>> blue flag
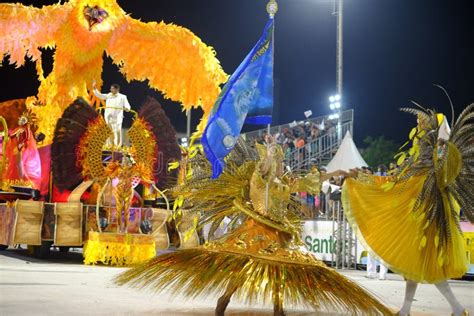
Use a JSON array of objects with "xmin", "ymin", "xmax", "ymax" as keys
[{"xmin": 202, "ymin": 19, "xmax": 274, "ymax": 178}]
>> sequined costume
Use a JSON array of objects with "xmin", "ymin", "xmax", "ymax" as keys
[
  {"xmin": 3, "ymin": 110, "xmax": 42, "ymax": 189},
  {"xmin": 116, "ymin": 140, "xmax": 390, "ymax": 315},
  {"xmin": 343, "ymin": 105, "xmax": 474, "ymax": 284}
]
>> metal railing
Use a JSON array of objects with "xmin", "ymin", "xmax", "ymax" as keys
[
  {"xmin": 241, "ymin": 109, "xmax": 354, "ymax": 170},
  {"xmin": 331, "ymin": 200, "xmax": 357, "ymax": 269},
  {"xmin": 244, "ymin": 109, "xmax": 354, "ymax": 140},
  {"xmin": 286, "ymin": 121, "xmax": 353, "ymax": 170},
  {"xmin": 298, "ymin": 193, "xmax": 358, "ymax": 269}
]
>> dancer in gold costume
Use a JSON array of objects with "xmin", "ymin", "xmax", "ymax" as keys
[
  {"xmin": 343, "ymin": 104, "xmax": 474, "ymax": 316},
  {"xmin": 117, "ymin": 138, "xmax": 391, "ymax": 315}
]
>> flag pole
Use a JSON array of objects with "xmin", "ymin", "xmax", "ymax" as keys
[
  {"xmin": 266, "ymin": 0, "xmax": 277, "ymax": 137},
  {"xmin": 265, "ymin": 0, "xmax": 278, "ymax": 211}
]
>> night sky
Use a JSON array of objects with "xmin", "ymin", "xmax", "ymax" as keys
[{"xmin": 1, "ymin": 0, "xmax": 473, "ymax": 145}]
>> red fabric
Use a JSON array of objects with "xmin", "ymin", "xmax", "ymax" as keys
[
  {"xmin": 51, "ymin": 184, "xmax": 92, "ymax": 203},
  {"xmin": 51, "ymin": 185, "xmax": 71, "ymax": 202},
  {"xmin": 38, "ymin": 145, "xmax": 51, "ymax": 196}
]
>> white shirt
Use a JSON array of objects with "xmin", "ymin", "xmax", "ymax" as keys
[{"xmin": 93, "ymin": 89, "xmax": 131, "ymax": 125}]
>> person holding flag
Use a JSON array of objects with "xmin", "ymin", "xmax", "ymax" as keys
[
  {"xmin": 116, "ymin": 136, "xmax": 390, "ymax": 315},
  {"xmin": 115, "ymin": 2, "xmax": 390, "ymax": 315}
]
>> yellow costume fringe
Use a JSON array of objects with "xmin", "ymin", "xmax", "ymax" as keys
[
  {"xmin": 0, "ymin": 1, "xmax": 228, "ymax": 144},
  {"xmin": 117, "ymin": 219, "xmax": 391, "ymax": 315},
  {"xmin": 84, "ymin": 232, "xmax": 156, "ymax": 266}
]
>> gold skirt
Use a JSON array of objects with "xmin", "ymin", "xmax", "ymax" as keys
[
  {"xmin": 343, "ymin": 176, "xmax": 468, "ymax": 284},
  {"xmin": 116, "ymin": 219, "xmax": 391, "ymax": 315}
]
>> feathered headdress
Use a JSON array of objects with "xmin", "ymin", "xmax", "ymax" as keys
[{"xmin": 19, "ymin": 109, "xmax": 38, "ymax": 126}]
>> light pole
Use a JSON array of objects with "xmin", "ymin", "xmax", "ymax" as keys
[
  {"xmin": 328, "ymin": 94, "xmax": 341, "ymax": 142},
  {"xmin": 335, "ymin": 0, "xmax": 343, "ymax": 97},
  {"xmin": 333, "ymin": 0, "xmax": 343, "ymax": 143}
]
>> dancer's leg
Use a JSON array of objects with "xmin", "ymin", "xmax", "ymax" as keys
[
  {"xmin": 112, "ymin": 125, "xmax": 120, "ymax": 148},
  {"xmin": 434, "ymin": 281, "xmax": 465, "ymax": 316},
  {"xmin": 399, "ymin": 279, "xmax": 418, "ymax": 315},
  {"xmin": 215, "ymin": 284, "xmax": 238, "ymax": 316},
  {"xmin": 117, "ymin": 123, "xmax": 123, "ymax": 147},
  {"xmin": 273, "ymin": 290, "xmax": 286, "ymax": 316},
  {"xmin": 105, "ymin": 115, "xmax": 114, "ymax": 146}
]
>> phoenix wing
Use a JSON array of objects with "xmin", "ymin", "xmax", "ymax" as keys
[
  {"xmin": 106, "ymin": 16, "xmax": 228, "ymax": 121},
  {"xmin": 0, "ymin": 3, "xmax": 70, "ymax": 66}
]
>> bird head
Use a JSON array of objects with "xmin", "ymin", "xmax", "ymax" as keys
[{"xmin": 69, "ymin": 0, "xmax": 126, "ymax": 32}]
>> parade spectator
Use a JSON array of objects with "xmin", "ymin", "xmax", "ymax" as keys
[
  {"xmin": 377, "ymin": 164, "xmax": 388, "ymax": 176},
  {"xmin": 295, "ymin": 136, "xmax": 305, "ymax": 149}
]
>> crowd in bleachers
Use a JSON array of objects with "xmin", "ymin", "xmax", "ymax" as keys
[{"xmin": 248, "ymin": 119, "xmax": 338, "ymax": 160}]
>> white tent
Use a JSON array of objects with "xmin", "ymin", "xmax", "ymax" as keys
[{"xmin": 325, "ymin": 131, "xmax": 368, "ymax": 172}]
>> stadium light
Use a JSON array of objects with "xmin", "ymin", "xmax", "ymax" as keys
[{"xmin": 328, "ymin": 94, "xmax": 342, "ymax": 112}]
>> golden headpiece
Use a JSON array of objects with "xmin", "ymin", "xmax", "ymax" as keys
[
  {"xmin": 19, "ymin": 109, "xmax": 38, "ymax": 126},
  {"xmin": 255, "ymin": 143, "xmax": 285, "ymax": 163}
]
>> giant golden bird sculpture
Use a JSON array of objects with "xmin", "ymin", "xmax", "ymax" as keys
[{"xmin": 0, "ymin": 0, "xmax": 228, "ymax": 143}]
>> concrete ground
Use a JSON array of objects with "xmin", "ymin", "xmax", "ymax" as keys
[{"xmin": 0, "ymin": 248, "xmax": 472, "ymax": 316}]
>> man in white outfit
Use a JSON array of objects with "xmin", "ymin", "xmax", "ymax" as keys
[{"xmin": 92, "ymin": 81, "xmax": 131, "ymax": 147}]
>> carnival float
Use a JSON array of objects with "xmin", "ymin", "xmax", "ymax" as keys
[{"xmin": 0, "ymin": 0, "xmax": 227, "ymax": 264}]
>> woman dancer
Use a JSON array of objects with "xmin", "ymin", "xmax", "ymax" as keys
[
  {"xmin": 117, "ymin": 138, "xmax": 391, "ymax": 315},
  {"xmin": 4, "ymin": 110, "xmax": 42, "ymax": 189},
  {"xmin": 343, "ymin": 105, "xmax": 473, "ymax": 316}
]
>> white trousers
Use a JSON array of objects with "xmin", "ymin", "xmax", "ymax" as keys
[
  {"xmin": 105, "ymin": 114, "xmax": 123, "ymax": 147},
  {"xmin": 367, "ymin": 252, "xmax": 388, "ymax": 279}
]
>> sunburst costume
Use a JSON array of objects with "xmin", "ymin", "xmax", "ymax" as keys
[
  {"xmin": 51, "ymin": 96, "xmax": 180, "ymax": 192},
  {"xmin": 51, "ymin": 96, "xmax": 180, "ymax": 265},
  {"xmin": 117, "ymin": 140, "xmax": 391, "ymax": 315},
  {"xmin": 342, "ymin": 104, "xmax": 474, "ymax": 315},
  {"xmin": 0, "ymin": 0, "xmax": 228, "ymax": 143}
]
